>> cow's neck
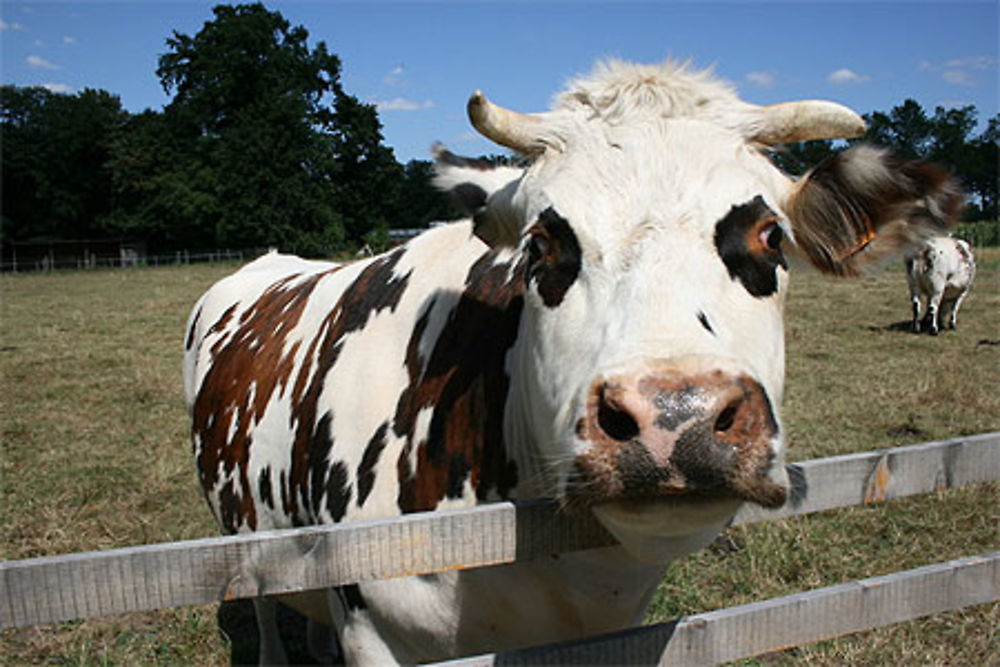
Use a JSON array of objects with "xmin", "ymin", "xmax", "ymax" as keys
[{"xmin": 393, "ymin": 244, "xmax": 531, "ymax": 512}]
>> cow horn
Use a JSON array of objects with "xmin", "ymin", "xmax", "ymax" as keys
[
  {"xmin": 753, "ymin": 101, "xmax": 866, "ymax": 145},
  {"xmin": 468, "ymin": 91, "xmax": 545, "ymax": 155}
]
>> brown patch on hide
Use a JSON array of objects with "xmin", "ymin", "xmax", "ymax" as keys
[
  {"xmin": 192, "ymin": 270, "xmax": 336, "ymax": 532},
  {"xmin": 395, "ymin": 251, "xmax": 525, "ymax": 513},
  {"xmin": 185, "ymin": 306, "xmax": 202, "ymax": 351},
  {"xmin": 284, "ymin": 250, "xmax": 410, "ymax": 524},
  {"xmin": 526, "ymin": 207, "xmax": 582, "ymax": 307},
  {"xmin": 357, "ymin": 422, "xmax": 389, "ymax": 508}
]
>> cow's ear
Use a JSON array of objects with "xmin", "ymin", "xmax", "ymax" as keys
[
  {"xmin": 433, "ymin": 146, "xmax": 524, "ymax": 248},
  {"xmin": 784, "ymin": 145, "xmax": 962, "ymax": 276}
]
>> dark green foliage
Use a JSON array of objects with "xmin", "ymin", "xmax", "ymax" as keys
[
  {"xmin": 1, "ymin": 85, "xmax": 126, "ymax": 244},
  {"xmin": 768, "ymin": 140, "xmax": 837, "ymax": 178},
  {"xmin": 3, "ymin": 6, "xmax": 996, "ymax": 255},
  {"xmin": 151, "ymin": 3, "xmax": 373, "ymax": 254}
]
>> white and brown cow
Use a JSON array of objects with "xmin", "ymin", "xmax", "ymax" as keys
[
  {"xmin": 184, "ymin": 59, "xmax": 960, "ymax": 664},
  {"xmin": 905, "ymin": 235, "xmax": 975, "ymax": 334}
]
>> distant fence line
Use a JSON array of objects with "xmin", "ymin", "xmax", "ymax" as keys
[
  {"xmin": 2, "ymin": 222, "xmax": 997, "ymax": 273},
  {"xmin": 0, "ymin": 247, "xmax": 264, "ymax": 273}
]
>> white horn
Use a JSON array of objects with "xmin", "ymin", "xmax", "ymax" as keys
[
  {"xmin": 467, "ymin": 90, "xmax": 545, "ymax": 155},
  {"xmin": 754, "ymin": 100, "xmax": 866, "ymax": 145}
]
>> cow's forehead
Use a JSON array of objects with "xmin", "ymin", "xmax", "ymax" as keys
[{"xmin": 516, "ymin": 118, "xmax": 791, "ymax": 247}]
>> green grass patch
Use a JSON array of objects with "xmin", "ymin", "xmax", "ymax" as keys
[{"xmin": 1, "ymin": 250, "xmax": 998, "ymax": 664}]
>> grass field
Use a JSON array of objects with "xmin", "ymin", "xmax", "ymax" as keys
[{"xmin": 1, "ymin": 248, "xmax": 998, "ymax": 665}]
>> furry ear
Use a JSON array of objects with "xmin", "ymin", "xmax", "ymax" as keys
[
  {"xmin": 433, "ymin": 145, "xmax": 524, "ymax": 248},
  {"xmin": 784, "ymin": 145, "xmax": 963, "ymax": 276}
]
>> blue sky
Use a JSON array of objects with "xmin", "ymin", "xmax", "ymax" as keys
[{"xmin": 2, "ymin": 1, "xmax": 997, "ymax": 163}]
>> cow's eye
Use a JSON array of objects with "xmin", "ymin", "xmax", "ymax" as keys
[
  {"xmin": 527, "ymin": 230, "xmax": 552, "ymax": 263},
  {"xmin": 759, "ymin": 222, "xmax": 783, "ymax": 252}
]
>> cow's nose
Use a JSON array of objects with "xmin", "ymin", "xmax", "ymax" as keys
[{"xmin": 577, "ymin": 367, "xmax": 787, "ymax": 508}]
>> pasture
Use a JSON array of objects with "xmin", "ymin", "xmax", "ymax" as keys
[{"xmin": 1, "ymin": 247, "xmax": 998, "ymax": 665}]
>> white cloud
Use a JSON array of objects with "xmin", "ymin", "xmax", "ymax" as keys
[
  {"xmin": 26, "ymin": 55, "xmax": 60, "ymax": 70},
  {"xmin": 1, "ymin": 19, "xmax": 26, "ymax": 31},
  {"xmin": 943, "ymin": 70, "xmax": 975, "ymax": 86},
  {"xmin": 944, "ymin": 56, "xmax": 996, "ymax": 70},
  {"xmin": 62, "ymin": 35, "xmax": 76, "ymax": 45},
  {"xmin": 918, "ymin": 55, "xmax": 995, "ymax": 87},
  {"xmin": 828, "ymin": 68, "xmax": 870, "ymax": 85},
  {"xmin": 41, "ymin": 83, "xmax": 73, "ymax": 94},
  {"xmin": 384, "ymin": 64, "xmax": 406, "ymax": 86},
  {"xmin": 375, "ymin": 97, "xmax": 434, "ymax": 112},
  {"xmin": 745, "ymin": 71, "xmax": 776, "ymax": 88}
]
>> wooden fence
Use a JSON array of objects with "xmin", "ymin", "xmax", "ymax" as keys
[{"xmin": 2, "ymin": 431, "xmax": 999, "ymax": 664}]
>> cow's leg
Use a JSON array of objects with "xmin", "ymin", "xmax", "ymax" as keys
[
  {"xmin": 926, "ymin": 289, "xmax": 943, "ymax": 335},
  {"xmin": 910, "ymin": 292, "xmax": 922, "ymax": 333},
  {"xmin": 328, "ymin": 585, "xmax": 403, "ymax": 665},
  {"xmin": 253, "ymin": 596, "xmax": 289, "ymax": 665},
  {"xmin": 938, "ymin": 298, "xmax": 955, "ymax": 331},
  {"xmin": 948, "ymin": 290, "xmax": 970, "ymax": 330}
]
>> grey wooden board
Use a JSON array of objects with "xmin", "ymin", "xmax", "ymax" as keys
[
  {"xmin": 2, "ymin": 431, "xmax": 998, "ymax": 628},
  {"xmin": 436, "ymin": 551, "xmax": 1000, "ymax": 666}
]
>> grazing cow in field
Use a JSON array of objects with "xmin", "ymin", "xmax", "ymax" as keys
[
  {"xmin": 183, "ymin": 59, "xmax": 960, "ymax": 665},
  {"xmin": 905, "ymin": 236, "xmax": 975, "ymax": 334}
]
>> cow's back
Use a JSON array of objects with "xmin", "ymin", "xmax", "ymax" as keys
[
  {"xmin": 906, "ymin": 236, "xmax": 974, "ymax": 297},
  {"xmin": 183, "ymin": 223, "xmax": 523, "ymax": 535}
]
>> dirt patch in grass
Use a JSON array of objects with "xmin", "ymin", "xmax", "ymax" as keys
[{"xmin": 1, "ymin": 250, "xmax": 998, "ymax": 664}]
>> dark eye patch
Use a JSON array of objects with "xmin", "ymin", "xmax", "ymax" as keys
[
  {"xmin": 526, "ymin": 207, "xmax": 582, "ymax": 308},
  {"xmin": 714, "ymin": 196, "xmax": 788, "ymax": 298}
]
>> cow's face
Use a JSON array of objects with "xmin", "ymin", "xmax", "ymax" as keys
[{"xmin": 437, "ymin": 61, "xmax": 959, "ymax": 561}]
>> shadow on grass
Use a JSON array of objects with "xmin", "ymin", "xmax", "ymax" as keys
[
  {"xmin": 218, "ymin": 598, "xmax": 322, "ymax": 665},
  {"xmin": 865, "ymin": 320, "xmax": 916, "ymax": 334}
]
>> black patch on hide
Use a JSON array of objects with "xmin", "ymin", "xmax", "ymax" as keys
[
  {"xmin": 528, "ymin": 207, "xmax": 582, "ymax": 307},
  {"xmin": 714, "ymin": 196, "xmax": 787, "ymax": 298}
]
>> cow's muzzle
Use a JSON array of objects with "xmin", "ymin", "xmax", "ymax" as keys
[{"xmin": 569, "ymin": 364, "xmax": 788, "ymax": 510}]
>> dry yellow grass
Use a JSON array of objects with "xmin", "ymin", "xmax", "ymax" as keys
[{"xmin": 1, "ymin": 249, "xmax": 997, "ymax": 665}]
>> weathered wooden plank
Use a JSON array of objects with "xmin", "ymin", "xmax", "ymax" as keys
[
  {"xmin": 733, "ymin": 430, "xmax": 1000, "ymax": 525},
  {"xmin": 437, "ymin": 551, "xmax": 1000, "ymax": 666},
  {"xmin": 1, "ymin": 432, "xmax": 997, "ymax": 628}
]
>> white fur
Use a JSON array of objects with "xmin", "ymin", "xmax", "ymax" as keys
[{"xmin": 905, "ymin": 236, "xmax": 975, "ymax": 334}]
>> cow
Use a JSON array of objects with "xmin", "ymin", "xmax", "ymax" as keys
[
  {"xmin": 904, "ymin": 235, "xmax": 975, "ymax": 334},
  {"xmin": 183, "ymin": 59, "xmax": 961, "ymax": 665}
]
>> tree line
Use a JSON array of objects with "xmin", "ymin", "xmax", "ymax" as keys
[{"xmin": 3, "ymin": 3, "xmax": 997, "ymax": 258}]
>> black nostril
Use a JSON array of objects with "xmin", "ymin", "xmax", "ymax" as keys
[
  {"xmin": 715, "ymin": 401, "xmax": 740, "ymax": 434},
  {"xmin": 597, "ymin": 388, "xmax": 640, "ymax": 442}
]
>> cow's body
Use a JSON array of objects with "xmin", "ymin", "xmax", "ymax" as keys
[
  {"xmin": 184, "ymin": 224, "xmax": 675, "ymax": 662},
  {"xmin": 904, "ymin": 236, "xmax": 975, "ymax": 334},
  {"xmin": 185, "ymin": 59, "xmax": 959, "ymax": 665}
]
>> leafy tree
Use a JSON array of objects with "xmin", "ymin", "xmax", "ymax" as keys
[
  {"xmin": 2, "ymin": 85, "xmax": 126, "ymax": 243},
  {"xmin": 964, "ymin": 114, "xmax": 999, "ymax": 220},
  {"xmin": 148, "ymin": 2, "xmax": 401, "ymax": 254},
  {"xmin": 768, "ymin": 139, "xmax": 836, "ymax": 176},
  {"xmin": 393, "ymin": 159, "xmax": 461, "ymax": 228},
  {"xmin": 864, "ymin": 99, "xmax": 933, "ymax": 159},
  {"xmin": 105, "ymin": 110, "xmax": 219, "ymax": 249}
]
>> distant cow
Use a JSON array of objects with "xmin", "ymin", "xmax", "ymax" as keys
[
  {"xmin": 905, "ymin": 236, "xmax": 975, "ymax": 334},
  {"xmin": 184, "ymin": 59, "xmax": 960, "ymax": 665}
]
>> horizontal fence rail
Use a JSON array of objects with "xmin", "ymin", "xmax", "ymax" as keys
[
  {"xmin": 2, "ymin": 431, "xmax": 998, "ymax": 629},
  {"xmin": 436, "ymin": 551, "xmax": 1000, "ymax": 666}
]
